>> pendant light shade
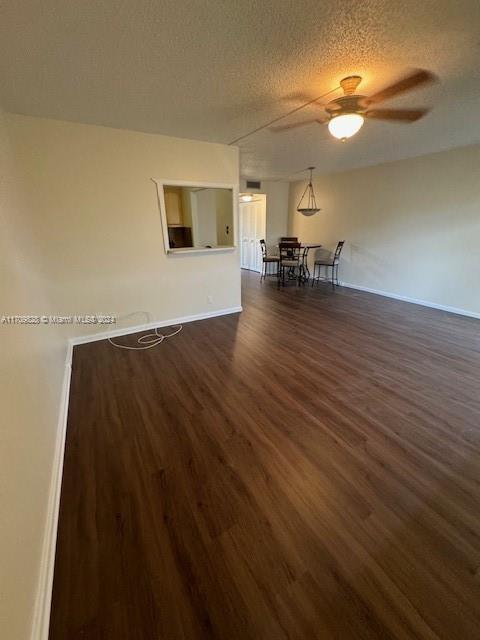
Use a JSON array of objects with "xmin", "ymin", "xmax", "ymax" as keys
[{"xmin": 296, "ymin": 167, "xmax": 321, "ymax": 216}]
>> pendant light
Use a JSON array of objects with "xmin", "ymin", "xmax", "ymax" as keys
[{"xmin": 296, "ymin": 167, "xmax": 320, "ymax": 216}]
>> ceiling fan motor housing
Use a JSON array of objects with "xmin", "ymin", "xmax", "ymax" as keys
[
  {"xmin": 326, "ymin": 76, "xmax": 366, "ymax": 116},
  {"xmin": 326, "ymin": 95, "xmax": 367, "ymax": 116}
]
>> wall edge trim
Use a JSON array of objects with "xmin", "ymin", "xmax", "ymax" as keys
[
  {"xmin": 30, "ymin": 342, "xmax": 73, "ymax": 640},
  {"xmin": 70, "ymin": 306, "xmax": 243, "ymax": 345},
  {"xmin": 340, "ymin": 282, "xmax": 480, "ymax": 320}
]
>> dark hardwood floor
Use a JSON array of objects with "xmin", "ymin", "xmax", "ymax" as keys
[{"xmin": 50, "ymin": 271, "xmax": 480, "ymax": 639}]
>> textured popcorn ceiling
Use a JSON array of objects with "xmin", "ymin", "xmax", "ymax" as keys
[{"xmin": 1, "ymin": 0, "xmax": 480, "ymax": 179}]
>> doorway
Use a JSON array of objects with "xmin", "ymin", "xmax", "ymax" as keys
[{"xmin": 239, "ymin": 194, "xmax": 266, "ymax": 272}]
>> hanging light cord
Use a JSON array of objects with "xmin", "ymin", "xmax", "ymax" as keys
[{"xmin": 228, "ymin": 86, "xmax": 341, "ymax": 145}]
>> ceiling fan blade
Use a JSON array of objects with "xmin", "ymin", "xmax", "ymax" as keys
[
  {"xmin": 366, "ymin": 108, "xmax": 430, "ymax": 122},
  {"xmin": 270, "ymin": 118, "xmax": 326, "ymax": 132},
  {"xmin": 362, "ymin": 69, "xmax": 436, "ymax": 107}
]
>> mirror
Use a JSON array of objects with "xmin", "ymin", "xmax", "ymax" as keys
[{"xmin": 159, "ymin": 184, "xmax": 235, "ymax": 253}]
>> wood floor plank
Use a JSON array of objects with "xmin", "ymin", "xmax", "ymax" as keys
[{"xmin": 49, "ymin": 272, "xmax": 480, "ymax": 639}]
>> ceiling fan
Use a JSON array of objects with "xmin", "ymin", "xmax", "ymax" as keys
[{"xmin": 271, "ymin": 70, "xmax": 436, "ymax": 141}]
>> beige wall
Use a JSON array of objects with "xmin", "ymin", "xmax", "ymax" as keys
[
  {"xmin": 240, "ymin": 179, "xmax": 289, "ymax": 246},
  {"xmin": 289, "ymin": 144, "xmax": 480, "ymax": 316},
  {"xmin": 1, "ymin": 113, "xmax": 240, "ymax": 639},
  {"xmin": 7, "ymin": 114, "xmax": 241, "ymax": 341},
  {"xmin": 0, "ymin": 111, "xmax": 67, "ymax": 639}
]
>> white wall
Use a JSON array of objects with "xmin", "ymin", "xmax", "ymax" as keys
[
  {"xmin": 216, "ymin": 189, "xmax": 234, "ymax": 246},
  {"xmin": 191, "ymin": 189, "xmax": 218, "ymax": 247},
  {"xmin": 1, "ymin": 113, "xmax": 240, "ymax": 639},
  {"xmin": 288, "ymin": 144, "xmax": 480, "ymax": 316},
  {"xmin": 7, "ymin": 114, "xmax": 241, "ymax": 340},
  {"xmin": 0, "ymin": 110, "xmax": 67, "ymax": 639},
  {"xmin": 240, "ymin": 179, "xmax": 289, "ymax": 246}
]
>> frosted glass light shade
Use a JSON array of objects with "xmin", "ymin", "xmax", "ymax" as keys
[{"xmin": 328, "ymin": 113, "xmax": 364, "ymax": 140}]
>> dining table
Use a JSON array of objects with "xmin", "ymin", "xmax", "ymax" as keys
[
  {"xmin": 275, "ymin": 242, "xmax": 322, "ymax": 284},
  {"xmin": 298, "ymin": 243, "xmax": 322, "ymax": 282}
]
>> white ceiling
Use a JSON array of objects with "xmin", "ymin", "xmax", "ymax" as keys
[{"xmin": 1, "ymin": 0, "xmax": 480, "ymax": 180}]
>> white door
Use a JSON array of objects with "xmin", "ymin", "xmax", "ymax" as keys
[
  {"xmin": 239, "ymin": 195, "xmax": 266, "ymax": 272},
  {"xmin": 240, "ymin": 203, "xmax": 254, "ymax": 269}
]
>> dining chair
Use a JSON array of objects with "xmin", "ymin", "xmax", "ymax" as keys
[
  {"xmin": 259, "ymin": 239, "xmax": 280, "ymax": 279},
  {"xmin": 312, "ymin": 241, "xmax": 345, "ymax": 286},
  {"xmin": 278, "ymin": 241, "xmax": 301, "ymax": 287}
]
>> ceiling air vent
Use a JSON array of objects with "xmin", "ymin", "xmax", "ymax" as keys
[{"xmin": 246, "ymin": 180, "xmax": 261, "ymax": 190}]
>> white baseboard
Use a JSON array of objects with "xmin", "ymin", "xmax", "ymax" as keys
[
  {"xmin": 340, "ymin": 282, "xmax": 480, "ymax": 320},
  {"xmin": 30, "ymin": 342, "xmax": 73, "ymax": 640},
  {"xmin": 70, "ymin": 306, "xmax": 243, "ymax": 346}
]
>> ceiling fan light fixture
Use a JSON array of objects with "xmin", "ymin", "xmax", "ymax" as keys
[{"xmin": 328, "ymin": 113, "xmax": 364, "ymax": 141}]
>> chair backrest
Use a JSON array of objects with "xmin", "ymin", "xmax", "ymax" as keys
[
  {"xmin": 333, "ymin": 241, "xmax": 345, "ymax": 262},
  {"xmin": 279, "ymin": 241, "xmax": 301, "ymax": 261},
  {"xmin": 259, "ymin": 239, "xmax": 266, "ymax": 257},
  {"xmin": 280, "ymin": 236, "xmax": 298, "ymax": 242}
]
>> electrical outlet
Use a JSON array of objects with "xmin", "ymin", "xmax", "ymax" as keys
[{"xmin": 207, "ymin": 295, "xmax": 213, "ymax": 305}]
